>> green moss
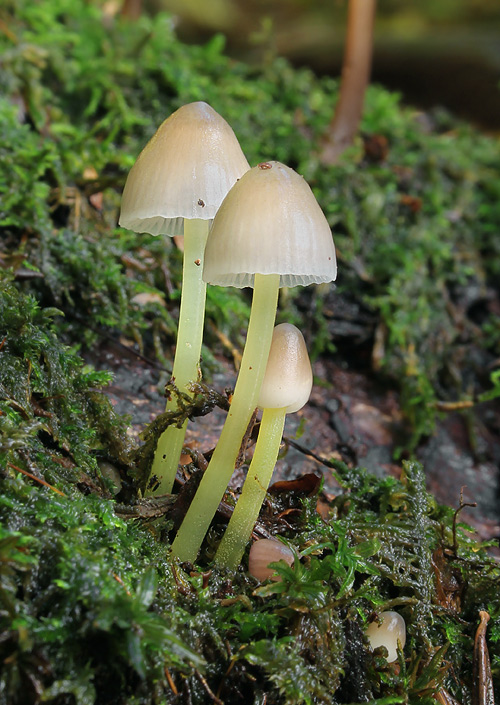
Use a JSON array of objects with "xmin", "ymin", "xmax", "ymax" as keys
[
  {"xmin": 2, "ymin": 0, "xmax": 499, "ymax": 445},
  {"xmin": 0, "ymin": 278, "xmax": 498, "ymax": 701}
]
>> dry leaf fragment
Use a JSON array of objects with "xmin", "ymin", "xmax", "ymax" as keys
[
  {"xmin": 473, "ymin": 610, "xmax": 495, "ymax": 705},
  {"xmin": 435, "ymin": 688, "xmax": 462, "ymax": 705}
]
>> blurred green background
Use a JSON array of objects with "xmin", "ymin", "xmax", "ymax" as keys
[{"xmin": 138, "ymin": 0, "xmax": 500, "ymax": 129}]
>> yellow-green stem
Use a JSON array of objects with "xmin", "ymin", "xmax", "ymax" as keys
[
  {"xmin": 215, "ymin": 406, "xmax": 286, "ymax": 569},
  {"xmin": 171, "ymin": 273, "xmax": 280, "ymax": 562},
  {"xmin": 150, "ymin": 218, "xmax": 209, "ymax": 495}
]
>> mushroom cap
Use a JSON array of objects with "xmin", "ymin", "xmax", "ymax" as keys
[
  {"xmin": 119, "ymin": 102, "xmax": 249, "ymax": 236},
  {"xmin": 257, "ymin": 323, "xmax": 312, "ymax": 413},
  {"xmin": 365, "ymin": 611, "xmax": 406, "ymax": 663},
  {"xmin": 203, "ymin": 161, "xmax": 337, "ymax": 288},
  {"xmin": 248, "ymin": 539, "xmax": 295, "ymax": 582}
]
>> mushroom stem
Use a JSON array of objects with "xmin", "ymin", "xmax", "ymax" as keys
[
  {"xmin": 321, "ymin": 0, "xmax": 376, "ymax": 164},
  {"xmin": 215, "ymin": 406, "xmax": 286, "ymax": 569},
  {"xmin": 171, "ymin": 272, "xmax": 280, "ymax": 562},
  {"xmin": 150, "ymin": 218, "xmax": 209, "ymax": 495}
]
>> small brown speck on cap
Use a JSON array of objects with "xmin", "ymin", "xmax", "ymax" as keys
[
  {"xmin": 198, "ymin": 199, "xmax": 205, "ymax": 207},
  {"xmin": 258, "ymin": 162, "xmax": 272, "ymax": 170}
]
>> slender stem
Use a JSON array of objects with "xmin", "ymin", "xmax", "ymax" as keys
[
  {"xmin": 171, "ymin": 273, "xmax": 280, "ymax": 562},
  {"xmin": 215, "ymin": 406, "xmax": 286, "ymax": 570},
  {"xmin": 321, "ymin": 0, "xmax": 376, "ymax": 164},
  {"xmin": 150, "ymin": 218, "xmax": 209, "ymax": 495}
]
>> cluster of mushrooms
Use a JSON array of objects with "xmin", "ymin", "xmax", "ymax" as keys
[{"xmin": 120, "ymin": 102, "xmax": 405, "ymax": 663}]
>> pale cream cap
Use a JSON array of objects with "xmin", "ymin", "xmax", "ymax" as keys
[
  {"xmin": 257, "ymin": 323, "xmax": 312, "ymax": 413},
  {"xmin": 203, "ymin": 161, "xmax": 337, "ymax": 288},
  {"xmin": 365, "ymin": 611, "xmax": 406, "ymax": 663},
  {"xmin": 119, "ymin": 102, "xmax": 249, "ymax": 236}
]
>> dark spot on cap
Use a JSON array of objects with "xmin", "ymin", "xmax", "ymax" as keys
[
  {"xmin": 258, "ymin": 162, "xmax": 272, "ymax": 170},
  {"xmin": 198, "ymin": 199, "xmax": 205, "ymax": 207},
  {"xmin": 194, "ymin": 259, "xmax": 201, "ymax": 266}
]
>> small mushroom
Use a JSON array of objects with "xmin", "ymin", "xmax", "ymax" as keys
[
  {"xmin": 248, "ymin": 538, "xmax": 294, "ymax": 582},
  {"xmin": 215, "ymin": 323, "xmax": 312, "ymax": 569},
  {"xmin": 119, "ymin": 102, "xmax": 249, "ymax": 494},
  {"xmin": 171, "ymin": 162, "xmax": 336, "ymax": 563},
  {"xmin": 365, "ymin": 611, "xmax": 406, "ymax": 663}
]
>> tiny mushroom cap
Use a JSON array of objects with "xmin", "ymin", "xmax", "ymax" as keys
[
  {"xmin": 119, "ymin": 101, "xmax": 249, "ymax": 236},
  {"xmin": 203, "ymin": 161, "xmax": 337, "ymax": 288},
  {"xmin": 365, "ymin": 611, "xmax": 406, "ymax": 663},
  {"xmin": 257, "ymin": 323, "xmax": 313, "ymax": 413},
  {"xmin": 248, "ymin": 539, "xmax": 295, "ymax": 582}
]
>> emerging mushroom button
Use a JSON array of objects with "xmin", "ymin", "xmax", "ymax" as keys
[
  {"xmin": 203, "ymin": 161, "xmax": 337, "ymax": 288},
  {"xmin": 257, "ymin": 323, "xmax": 313, "ymax": 413},
  {"xmin": 365, "ymin": 611, "xmax": 406, "ymax": 663},
  {"xmin": 213, "ymin": 323, "xmax": 313, "ymax": 570}
]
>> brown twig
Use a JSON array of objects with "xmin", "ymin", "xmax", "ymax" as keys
[
  {"xmin": 451, "ymin": 487, "xmax": 477, "ymax": 557},
  {"xmin": 431, "ymin": 400, "xmax": 474, "ymax": 412},
  {"xmin": 283, "ymin": 435, "xmax": 357, "ymax": 468},
  {"xmin": 112, "ymin": 572, "xmax": 131, "ymax": 596},
  {"xmin": 208, "ymin": 321, "xmax": 242, "ymax": 371},
  {"xmin": 7, "ymin": 462, "xmax": 66, "ymax": 497},
  {"xmin": 194, "ymin": 669, "xmax": 224, "ymax": 705},
  {"xmin": 164, "ymin": 667, "xmax": 178, "ymax": 696}
]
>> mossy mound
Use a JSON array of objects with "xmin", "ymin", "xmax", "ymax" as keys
[{"xmin": 1, "ymin": 275, "xmax": 499, "ymax": 703}]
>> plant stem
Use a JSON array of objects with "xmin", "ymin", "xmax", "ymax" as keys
[
  {"xmin": 150, "ymin": 218, "xmax": 209, "ymax": 495},
  {"xmin": 321, "ymin": 0, "xmax": 376, "ymax": 164},
  {"xmin": 215, "ymin": 406, "xmax": 286, "ymax": 570},
  {"xmin": 171, "ymin": 273, "xmax": 280, "ymax": 562}
]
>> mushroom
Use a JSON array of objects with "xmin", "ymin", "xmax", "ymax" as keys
[
  {"xmin": 119, "ymin": 102, "xmax": 249, "ymax": 494},
  {"xmin": 215, "ymin": 323, "xmax": 312, "ymax": 569},
  {"xmin": 171, "ymin": 161, "xmax": 336, "ymax": 562},
  {"xmin": 365, "ymin": 611, "xmax": 406, "ymax": 663},
  {"xmin": 248, "ymin": 538, "xmax": 295, "ymax": 582}
]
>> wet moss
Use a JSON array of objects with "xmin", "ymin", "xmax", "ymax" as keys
[{"xmin": 0, "ymin": 277, "xmax": 498, "ymax": 702}]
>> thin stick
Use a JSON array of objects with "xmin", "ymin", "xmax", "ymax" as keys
[
  {"xmin": 194, "ymin": 670, "xmax": 224, "ymax": 705},
  {"xmin": 7, "ymin": 463, "xmax": 66, "ymax": 496},
  {"xmin": 164, "ymin": 667, "xmax": 178, "ymax": 696}
]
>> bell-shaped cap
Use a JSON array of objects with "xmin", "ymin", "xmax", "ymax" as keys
[
  {"xmin": 119, "ymin": 102, "xmax": 249, "ymax": 236},
  {"xmin": 248, "ymin": 539, "xmax": 294, "ymax": 582},
  {"xmin": 365, "ymin": 611, "xmax": 406, "ymax": 663},
  {"xmin": 203, "ymin": 161, "xmax": 337, "ymax": 288},
  {"xmin": 257, "ymin": 323, "xmax": 312, "ymax": 413}
]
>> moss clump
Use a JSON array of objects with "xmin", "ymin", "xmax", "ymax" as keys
[{"xmin": 1, "ymin": 274, "xmax": 499, "ymax": 703}]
